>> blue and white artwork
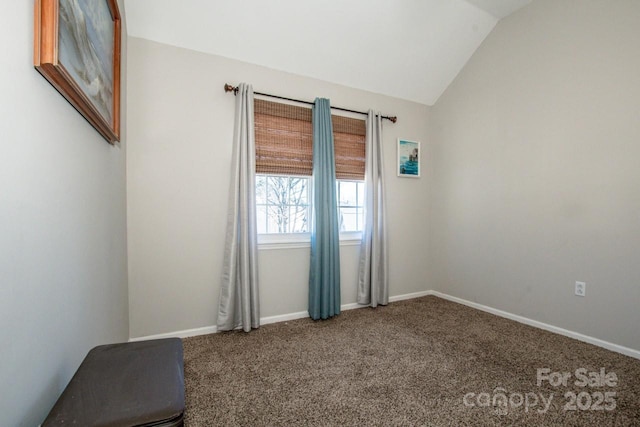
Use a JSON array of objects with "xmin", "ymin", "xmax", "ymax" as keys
[
  {"xmin": 398, "ymin": 139, "xmax": 420, "ymax": 177},
  {"xmin": 58, "ymin": 0, "xmax": 114, "ymax": 124}
]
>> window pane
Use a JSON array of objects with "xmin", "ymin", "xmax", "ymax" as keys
[
  {"xmin": 339, "ymin": 181, "xmax": 358, "ymax": 207},
  {"xmin": 289, "ymin": 177, "xmax": 308, "ymax": 205},
  {"xmin": 339, "ymin": 207, "xmax": 359, "ymax": 232},
  {"xmin": 256, "ymin": 175, "xmax": 267, "ymax": 204},
  {"xmin": 267, "ymin": 204, "xmax": 287, "ymax": 233},
  {"xmin": 357, "ymin": 182, "xmax": 365, "ymax": 206},
  {"xmin": 256, "ymin": 205, "xmax": 267, "ymax": 234},
  {"xmin": 267, "ymin": 176, "xmax": 288, "ymax": 206},
  {"xmin": 289, "ymin": 205, "xmax": 309, "ymax": 233}
]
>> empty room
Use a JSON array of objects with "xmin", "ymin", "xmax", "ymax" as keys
[{"xmin": 2, "ymin": 0, "xmax": 639, "ymax": 425}]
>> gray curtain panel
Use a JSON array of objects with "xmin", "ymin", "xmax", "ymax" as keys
[
  {"xmin": 357, "ymin": 111, "xmax": 389, "ymax": 307},
  {"xmin": 217, "ymin": 83, "xmax": 260, "ymax": 332}
]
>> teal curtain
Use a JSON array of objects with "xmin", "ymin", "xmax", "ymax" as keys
[{"xmin": 309, "ymin": 98, "xmax": 341, "ymax": 320}]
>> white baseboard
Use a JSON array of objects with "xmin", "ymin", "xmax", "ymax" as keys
[
  {"xmin": 129, "ymin": 290, "xmax": 432, "ymax": 342},
  {"xmin": 129, "ymin": 289, "xmax": 640, "ymax": 360},
  {"xmin": 389, "ymin": 290, "xmax": 432, "ymax": 302},
  {"xmin": 129, "ymin": 325, "xmax": 218, "ymax": 342},
  {"xmin": 430, "ymin": 291, "xmax": 640, "ymax": 360},
  {"xmin": 260, "ymin": 310, "xmax": 308, "ymax": 326},
  {"xmin": 259, "ymin": 290, "xmax": 433, "ymax": 326}
]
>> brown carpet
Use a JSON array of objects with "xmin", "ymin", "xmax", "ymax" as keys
[{"xmin": 182, "ymin": 296, "xmax": 640, "ymax": 426}]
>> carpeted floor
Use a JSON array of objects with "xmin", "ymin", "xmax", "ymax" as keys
[{"xmin": 182, "ymin": 296, "xmax": 640, "ymax": 426}]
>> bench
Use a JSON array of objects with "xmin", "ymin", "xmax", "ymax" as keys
[{"xmin": 42, "ymin": 338, "xmax": 185, "ymax": 426}]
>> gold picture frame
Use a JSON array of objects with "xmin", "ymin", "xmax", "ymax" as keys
[{"xmin": 34, "ymin": 0, "xmax": 121, "ymax": 143}]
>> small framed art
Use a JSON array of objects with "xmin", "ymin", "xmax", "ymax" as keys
[{"xmin": 397, "ymin": 139, "xmax": 420, "ymax": 178}]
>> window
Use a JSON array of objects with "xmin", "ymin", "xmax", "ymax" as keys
[
  {"xmin": 254, "ymin": 99, "xmax": 366, "ymax": 238},
  {"xmin": 337, "ymin": 180, "xmax": 365, "ymax": 232},
  {"xmin": 256, "ymin": 175, "xmax": 310, "ymax": 234},
  {"xmin": 256, "ymin": 176, "xmax": 365, "ymax": 235}
]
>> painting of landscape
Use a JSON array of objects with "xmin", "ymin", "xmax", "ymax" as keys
[
  {"xmin": 58, "ymin": 0, "xmax": 114, "ymax": 124},
  {"xmin": 398, "ymin": 139, "xmax": 420, "ymax": 177}
]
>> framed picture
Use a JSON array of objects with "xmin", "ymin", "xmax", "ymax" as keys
[
  {"xmin": 34, "ymin": 0, "xmax": 121, "ymax": 144},
  {"xmin": 397, "ymin": 139, "xmax": 420, "ymax": 178}
]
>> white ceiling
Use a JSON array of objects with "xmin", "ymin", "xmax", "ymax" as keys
[{"xmin": 124, "ymin": 0, "xmax": 531, "ymax": 106}]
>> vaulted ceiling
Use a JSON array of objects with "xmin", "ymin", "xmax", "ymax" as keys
[{"xmin": 124, "ymin": 0, "xmax": 532, "ymax": 105}]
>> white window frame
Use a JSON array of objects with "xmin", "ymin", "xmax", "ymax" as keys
[
  {"xmin": 256, "ymin": 174, "xmax": 363, "ymax": 250},
  {"xmin": 336, "ymin": 179, "xmax": 365, "ymax": 234},
  {"xmin": 256, "ymin": 174, "xmax": 311, "ymax": 236},
  {"xmin": 258, "ymin": 232, "xmax": 362, "ymax": 250}
]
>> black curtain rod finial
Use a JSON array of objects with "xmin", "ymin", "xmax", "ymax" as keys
[{"xmin": 224, "ymin": 83, "xmax": 238, "ymax": 94}]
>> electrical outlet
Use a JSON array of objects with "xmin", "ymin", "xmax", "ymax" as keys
[{"xmin": 575, "ymin": 281, "xmax": 586, "ymax": 297}]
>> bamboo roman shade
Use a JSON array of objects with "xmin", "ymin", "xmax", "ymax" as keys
[
  {"xmin": 254, "ymin": 99, "xmax": 366, "ymax": 180},
  {"xmin": 333, "ymin": 115, "xmax": 366, "ymax": 180}
]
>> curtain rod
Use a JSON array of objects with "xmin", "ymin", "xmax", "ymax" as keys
[{"xmin": 224, "ymin": 84, "xmax": 397, "ymax": 123}]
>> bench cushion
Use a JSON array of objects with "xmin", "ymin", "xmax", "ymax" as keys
[{"xmin": 43, "ymin": 338, "xmax": 185, "ymax": 427}]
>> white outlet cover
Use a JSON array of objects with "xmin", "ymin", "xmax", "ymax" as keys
[{"xmin": 575, "ymin": 281, "xmax": 586, "ymax": 297}]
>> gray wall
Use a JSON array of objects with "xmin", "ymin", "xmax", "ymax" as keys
[
  {"xmin": 429, "ymin": 0, "xmax": 640, "ymax": 350},
  {"xmin": 0, "ymin": 2, "xmax": 129, "ymax": 425},
  {"xmin": 126, "ymin": 37, "xmax": 431, "ymax": 338}
]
